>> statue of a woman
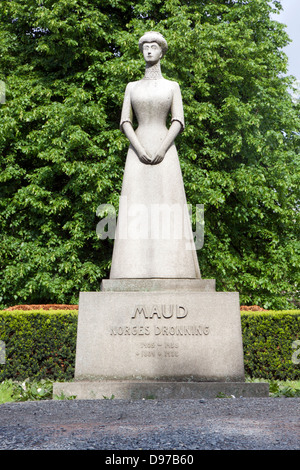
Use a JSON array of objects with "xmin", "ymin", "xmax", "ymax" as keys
[{"xmin": 110, "ymin": 32, "xmax": 201, "ymax": 279}]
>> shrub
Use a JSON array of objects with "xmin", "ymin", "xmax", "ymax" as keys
[
  {"xmin": 242, "ymin": 310, "xmax": 300, "ymax": 380},
  {"xmin": 0, "ymin": 310, "xmax": 77, "ymax": 381}
]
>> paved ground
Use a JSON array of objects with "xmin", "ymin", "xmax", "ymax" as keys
[{"xmin": 0, "ymin": 397, "xmax": 299, "ymax": 451}]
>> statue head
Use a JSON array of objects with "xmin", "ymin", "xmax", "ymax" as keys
[{"xmin": 138, "ymin": 31, "xmax": 168, "ymax": 59}]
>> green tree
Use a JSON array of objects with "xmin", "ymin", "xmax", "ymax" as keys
[{"xmin": 0, "ymin": 0, "xmax": 299, "ymax": 309}]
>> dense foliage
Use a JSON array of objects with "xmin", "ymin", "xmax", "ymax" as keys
[
  {"xmin": 0, "ymin": 309, "xmax": 299, "ymax": 381},
  {"xmin": 0, "ymin": 0, "xmax": 299, "ymax": 309},
  {"xmin": 0, "ymin": 310, "xmax": 77, "ymax": 381},
  {"xmin": 241, "ymin": 310, "xmax": 300, "ymax": 380}
]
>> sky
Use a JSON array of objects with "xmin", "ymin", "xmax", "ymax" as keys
[{"xmin": 271, "ymin": 0, "xmax": 300, "ymax": 81}]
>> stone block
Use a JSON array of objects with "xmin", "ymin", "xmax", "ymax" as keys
[
  {"xmin": 53, "ymin": 380, "xmax": 269, "ymax": 400},
  {"xmin": 73, "ymin": 290, "xmax": 245, "ymax": 382},
  {"xmin": 100, "ymin": 278, "xmax": 216, "ymax": 292}
]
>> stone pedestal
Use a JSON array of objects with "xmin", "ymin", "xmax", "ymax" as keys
[
  {"xmin": 53, "ymin": 279, "xmax": 269, "ymax": 399},
  {"xmin": 53, "ymin": 380, "xmax": 269, "ymax": 400}
]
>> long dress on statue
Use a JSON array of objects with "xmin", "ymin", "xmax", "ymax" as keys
[{"xmin": 109, "ymin": 76, "xmax": 201, "ymax": 279}]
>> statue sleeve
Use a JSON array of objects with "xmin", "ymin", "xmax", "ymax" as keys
[
  {"xmin": 120, "ymin": 83, "xmax": 133, "ymax": 132},
  {"xmin": 171, "ymin": 82, "xmax": 185, "ymax": 132}
]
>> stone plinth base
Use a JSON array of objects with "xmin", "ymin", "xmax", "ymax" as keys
[
  {"xmin": 53, "ymin": 380, "xmax": 269, "ymax": 400},
  {"xmin": 72, "ymin": 290, "xmax": 245, "ymax": 382},
  {"xmin": 53, "ymin": 281, "xmax": 270, "ymax": 399},
  {"xmin": 100, "ymin": 278, "xmax": 216, "ymax": 292}
]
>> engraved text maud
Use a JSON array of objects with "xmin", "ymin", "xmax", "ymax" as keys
[{"xmin": 132, "ymin": 304, "xmax": 188, "ymax": 319}]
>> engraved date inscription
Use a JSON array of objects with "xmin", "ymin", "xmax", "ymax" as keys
[{"xmin": 136, "ymin": 342, "xmax": 180, "ymax": 358}]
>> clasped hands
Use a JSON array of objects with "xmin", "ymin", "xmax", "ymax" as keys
[{"xmin": 137, "ymin": 145, "xmax": 166, "ymax": 165}]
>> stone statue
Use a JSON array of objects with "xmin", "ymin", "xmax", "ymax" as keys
[
  {"xmin": 110, "ymin": 31, "xmax": 201, "ymax": 279},
  {"xmin": 54, "ymin": 36, "xmax": 252, "ymax": 399}
]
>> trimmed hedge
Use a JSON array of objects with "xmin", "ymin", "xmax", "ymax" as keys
[
  {"xmin": 0, "ymin": 310, "xmax": 77, "ymax": 382},
  {"xmin": 0, "ymin": 309, "xmax": 299, "ymax": 381},
  {"xmin": 241, "ymin": 310, "xmax": 300, "ymax": 380}
]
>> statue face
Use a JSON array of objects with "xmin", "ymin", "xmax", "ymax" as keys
[{"xmin": 142, "ymin": 42, "xmax": 163, "ymax": 64}]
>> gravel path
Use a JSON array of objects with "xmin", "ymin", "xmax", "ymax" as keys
[{"xmin": 0, "ymin": 398, "xmax": 299, "ymax": 451}]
